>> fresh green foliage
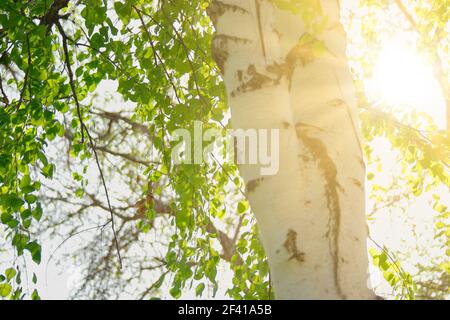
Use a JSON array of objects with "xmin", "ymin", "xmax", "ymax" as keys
[{"xmin": 369, "ymin": 247, "xmax": 416, "ymax": 300}]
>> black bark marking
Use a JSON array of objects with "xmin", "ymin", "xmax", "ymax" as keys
[
  {"xmin": 284, "ymin": 229, "xmax": 305, "ymax": 262},
  {"xmin": 231, "ymin": 63, "xmax": 286, "ymax": 97},
  {"xmin": 211, "ymin": 35, "xmax": 251, "ymax": 73},
  {"xmin": 266, "ymin": 63, "xmax": 287, "ymax": 81},
  {"xmin": 295, "ymin": 122, "xmax": 326, "ymax": 133},
  {"xmin": 295, "ymin": 127, "xmax": 346, "ymax": 299},
  {"xmin": 232, "ymin": 64, "xmax": 270, "ymax": 96},
  {"xmin": 285, "ymin": 35, "xmax": 327, "ymax": 87},
  {"xmin": 207, "ymin": 0, "xmax": 249, "ymax": 26},
  {"xmin": 282, "ymin": 121, "xmax": 290, "ymax": 129},
  {"xmin": 327, "ymin": 98, "xmax": 346, "ymax": 108},
  {"xmin": 286, "ymin": 41, "xmax": 314, "ymax": 69},
  {"xmin": 211, "ymin": 34, "xmax": 228, "ymax": 73},
  {"xmin": 352, "ymin": 178, "xmax": 363, "ymax": 189},
  {"xmin": 298, "ymin": 154, "xmax": 311, "ymax": 162},
  {"xmin": 272, "ymin": 26, "xmax": 282, "ymax": 39},
  {"xmin": 237, "ymin": 70, "xmax": 243, "ymax": 81},
  {"xmin": 246, "ymin": 177, "xmax": 264, "ymax": 193}
]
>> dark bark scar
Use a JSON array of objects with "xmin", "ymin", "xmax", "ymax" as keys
[
  {"xmin": 282, "ymin": 121, "xmax": 290, "ymax": 129},
  {"xmin": 211, "ymin": 35, "xmax": 251, "ymax": 73},
  {"xmin": 295, "ymin": 127, "xmax": 346, "ymax": 299},
  {"xmin": 284, "ymin": 229, "xmax": 305, "ymax": 262},
  {"xmin": 246, "ymin": 177, "xmax": 264, "ymax": 193},
  {"xmin": 207, "ymin": 1, "xmax": 249, "ymax": 26},
  {"xmin": 352, "ymin": 178, "xmax": 363, "ymax": 189},
  {"xmin": 231, "ymin": 63, "xmax": 286, "ymax": 97},
  {"xmin": 327, "ymin": 98, "xmax": 346, "ymax": 107}
]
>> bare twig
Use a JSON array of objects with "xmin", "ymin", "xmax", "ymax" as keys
[
  {"xmin": 56, "ymin": 21, "xmax": 122, "ymax": 269},
  {"xmin": 45, "ymin": 223, "xmax": 109, "ymax": 285},
  {"xmin": 84, "ymin": 128, "xmax": 123, "ymax": 269}
]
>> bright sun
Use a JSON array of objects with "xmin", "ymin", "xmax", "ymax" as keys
[
  {"xmin": 362, "ymin": 35, "xmax": 447, "ymax": 293},
  {"xmin": 365, "ymin": 35, "xmax": 446, "ymax": 129}
]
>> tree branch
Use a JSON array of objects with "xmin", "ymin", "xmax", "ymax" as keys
[{"xmin": 40, "ymin": 0, "xmax": 70, "ymax": 31}]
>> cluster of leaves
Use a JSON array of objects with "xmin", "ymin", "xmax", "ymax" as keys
[
  {"xmin": 369, "ymin": 247, "xmax": 416, "ymax": 300},
  {"xmin": 0, "ymin": 267, "xmax": 39, "ymax": 300},
  {"xmin": 0, "ymin": 0, "xmax": 75, "ymax": 299},
  {"xmin": 1, "ymin": 0, "xmax": 273, "ymax": 300}
]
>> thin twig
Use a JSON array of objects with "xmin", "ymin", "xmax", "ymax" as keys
[
  {"xmin": 45, "ymin": 223, "xmax": 109, "ymax": 286},
  {"xmin": 17, "ymin": 34, "xmax": 31, "ymax": 109},
  {"xmin": 133, "ymin": 6, "xmax": 183, "ymax": 105},
  {"xmin": 84, "ymin": 128, "xmax": 123, "ymax": 269},
  {"xmin": 56, "ymin": 20, "xmax": 122, "ymax": 269},
  {"xmin": 56, "ymin": 21, "xmax": 85, "ymax": 143}
]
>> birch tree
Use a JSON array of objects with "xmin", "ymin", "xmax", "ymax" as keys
[{"xmin": 208, "ymin": 0, "xmax": 374, "ymax": 299}]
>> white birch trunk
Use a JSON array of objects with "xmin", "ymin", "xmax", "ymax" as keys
[{"xmin": 208, "ymin": 0, "xmax": 376, "ymax": 299}]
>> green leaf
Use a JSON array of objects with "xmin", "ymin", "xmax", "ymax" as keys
[
  {"xmin": 195, "ymin": 283, "xmax": 205, "ymax": 297},
  {"xmin": 0, "ymin": 283, "xmax": 12, "ymax": 297},
  {"xmin": 90, "ymin": 33, "xmax": 105, "ymax": 49},
  {"xmin": 1, "ymin": 212, "xmax": 13, "ymax": 224},
  {"xmin": 114, "ymin": 1, "xmax": 132, "ymax": 22},
  {"xmin": 32, "ymin": 203, "xmax": 43, "ymax": 221},
  {"xmin": 237, "ymin": 201, "xmax": 248, "ymax": 214},
  {"xmin": 25, "ymin": 241, "xmax": 42, "ymax": 264},
  {"xmin": 0, "ymin": 108, "xmax": 10, "ymax": 124},
  {"xmin": 2, "ymin": 194, "xmax": 24, "ymax": 211},
  {"xmin": 15, "ymin": 272, "xmax": 21, "ymax": 285},
  {"xmin": 169, "ymin": 287, "xmax": 181, "ymax": 299},
  {"xmin": 5, "ymin": 268, "xmax": 16, "ymax": 281},
  {"xmin": 31, "ymin": 289, "xmax": 40, "ymax": 300},
  {"xmin": 41, "ymin": 163, "xmax": 55, "ymax": 178},
  {"xmin": 24, "ymin": 194, "xmax": 38, "ymax": 204},
  {"xmin": 12, "ymin": 233, "xmax": 29, "ymax": 253}
]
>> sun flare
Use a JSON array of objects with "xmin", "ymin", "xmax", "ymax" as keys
[{"xmin": 365, "ymin": 36, "xmax": 446, "ymax": 129}]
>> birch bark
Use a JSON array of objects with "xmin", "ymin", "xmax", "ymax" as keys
[{"xmin": 208, "ymin": 0, "xmax": 376, "ymax": 299}]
